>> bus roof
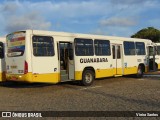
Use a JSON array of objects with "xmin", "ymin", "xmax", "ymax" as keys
[{"xmin": 9, "ymin": 29, "xmax": 152, "ymax": 43}]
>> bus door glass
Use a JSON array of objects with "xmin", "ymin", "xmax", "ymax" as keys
[
  {"xmin": 59, "ymin": 42, "xmax": 74, "ymax": 81},
  {"xmin": 148, "ymin": 46, "xmax": 156, "ymax": 70},
  {"xmin": 112, "ymin": 44, "xmax": 123, "ymax": 75}
]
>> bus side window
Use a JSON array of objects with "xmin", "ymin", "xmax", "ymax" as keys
[
  {"xmin": 0, "ymin": 42, "xmax": 4, "ymax": 59},
  {"xmin": 135, "ymin": 42, "xmax": 146, "ymax": 55},
  {"xmin": 157, "ymin": 46, "xmax": 160, "ymax": 55},
  {"xmin": 124, "ymin": 41, "xmax": 135, "ymax": 55},
  {"xmin": 74, "ymin": 38, "xmax": 93, "ymax": 56},
  {"xmin": 32, "ymin": 36, "xmax": 54, "ymax": 56},
  {"xmin": 94, "ymin": 39, "xmax": 110, "ymax": 56}
]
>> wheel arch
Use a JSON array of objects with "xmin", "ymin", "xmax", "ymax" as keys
[
  {"xmin": 138, "ymin": 63, "xmax": 145, "ymax": 72},
  {"xmin": 82, "ymin": 66, "xmax": 95, "ymax": 78}
]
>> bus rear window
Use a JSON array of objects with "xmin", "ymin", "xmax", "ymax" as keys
[{"xmin": 7, "ymin": 31, "xmax": 26, "ymax": 57}]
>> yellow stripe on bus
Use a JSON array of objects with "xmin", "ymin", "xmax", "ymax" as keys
[
  {"xmin": 158, "ymin": 64, "xmax": 160, "ymax": 69},
  {"xmin": 96, "ymin": 69, "xmax": 114, "ymax": 78},
  {"xmin": 32, "ymin": 73, "xmax": 59, "ymax": 83},
  {"xmin": 0, "ymin": 72, "xmax": 6, "ymax": 82},
  {"xmin": 6, "ymin": 66, "xmax": 142, "ymax": 83},
  {"xmin": 6, "ymin": 73, "xmax": 60, "ymax": 83},
  {"xmin": 123, "ymin": 67, "xmax": 137, "ymax": 75},
  {"xmin": 75, "ymin": 66, "xmax": 138, "ymax": 80}
]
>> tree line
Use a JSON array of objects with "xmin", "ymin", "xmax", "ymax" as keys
[{"xmin": 131, "ymin": 27, "xmax": 160, "ymax": 43}]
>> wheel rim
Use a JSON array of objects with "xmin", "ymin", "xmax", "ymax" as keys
[{"xmin": 85, "ymin": 73, "xmax": 92, "ymax": 83}]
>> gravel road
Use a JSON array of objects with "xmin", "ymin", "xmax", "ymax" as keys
[{"xmin": 0, "ymin": 76, "xmax": 160, "ymax": 119}]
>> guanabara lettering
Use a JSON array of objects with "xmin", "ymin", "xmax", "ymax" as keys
[{"xmin": 80, "ymin": 58, "xmax": 108, "ymax": 63}]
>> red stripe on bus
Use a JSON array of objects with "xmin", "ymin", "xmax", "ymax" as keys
[{"xmin": 10, "ymin": 37, "xmax": 25, "ymax": 42}]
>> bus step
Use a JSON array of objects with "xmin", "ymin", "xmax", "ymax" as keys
[
  {"xmin": 61, "ymin": 74, "xmax": 69, "ymax": 81},
  {"xmin": 61, "ymin": 79, "xmax": 72, "ymax": 82},
  {"xmin": 60, "ymin": 70, "xmax": 67, "ymax": 75},
  {"xmin": 114, "ymin": 75, "xmax": 122, "ymax": 77}
]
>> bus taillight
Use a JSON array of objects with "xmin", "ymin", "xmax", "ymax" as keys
[{"xmin": 24, "ymin": 61, "xmax": 28, "ymax": 74}]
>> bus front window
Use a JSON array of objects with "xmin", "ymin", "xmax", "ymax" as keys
[{"xmin": 7, "ymin": 31, "xmax": 25, "ymax": 57}]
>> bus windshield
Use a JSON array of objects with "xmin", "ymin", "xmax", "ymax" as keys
[
  {"xmin": 157, "ymin": 46, "xmax": 160, "ymax": 55},
  {"xmin": 7, "ymin": 31, "xmax": 25, "ymax": 57}
]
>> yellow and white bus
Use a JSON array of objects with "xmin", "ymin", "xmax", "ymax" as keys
[
  {"xmin": 6, "ymin": 30, "xmax": 153, "ymax": 85},
  {"xmin": 0, "ymin": 37, "xmax": 6, "ymax": 82},
  {"xmin": 151, "ymin": 43, "xmax": 160, "ymax": 70}
]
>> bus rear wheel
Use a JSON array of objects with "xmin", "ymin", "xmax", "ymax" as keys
[
  {"xmin": 136, "ymin": 66, "xmax": 143, "ymax": 78},
  {"xmin": 81, "ymin": 70, "xmax": 94, "ymax": 86}
]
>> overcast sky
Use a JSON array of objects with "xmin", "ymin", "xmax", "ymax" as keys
[{"xmin": 0, "ymin": 0, "xmax": 160, "ymax": 37}]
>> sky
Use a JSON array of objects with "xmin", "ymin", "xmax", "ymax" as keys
[{"xmin": 0, "ymin": 0, "xmax": 160, "ymax": 37}]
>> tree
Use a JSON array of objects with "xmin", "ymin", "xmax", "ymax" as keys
[{"xmin": 131, "ymin": 27, "xmax": 160, "ymax": 43}]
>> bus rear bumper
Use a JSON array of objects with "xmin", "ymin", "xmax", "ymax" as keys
[
  {"xmin": 6, "ymin": 72, "xmax": 60, "ymax": 84},
  {"xmin": 0, "ymin": 71, "xmax": 6, "ymax": 82},
  {"xmin": 6, "ymin": 73, "xmax": 32, "ymax": 82}
]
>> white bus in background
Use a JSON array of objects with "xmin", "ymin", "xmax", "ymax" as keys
[
  {"xmin": 0, "ymin": 37, "xmax": 6, "ymax": 82},
  {"xmin": 150, "ymin": 43, "xmax": 160, "ymax": 70},
  {"xmin": 6, "ymin": 30, "xmax": 153, "ymax": 86}
]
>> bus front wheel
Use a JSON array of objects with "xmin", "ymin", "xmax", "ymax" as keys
[
  {"xmin": 136, "ymin": 66, "xmax": 143, "ymax": 78},
  {"xmin": 81, "ymin": 70, "xmax": 94, "ymax": 86}
]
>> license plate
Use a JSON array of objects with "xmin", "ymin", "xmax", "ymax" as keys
[{"xmin": 11, "ymin": 76, "xmax": 18, "ymax": 80}]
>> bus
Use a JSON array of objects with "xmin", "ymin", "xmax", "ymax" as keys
[
  {"xmin": 0, "ymin": 37, "xmax": 6, "ymax": 82},
  {"xmin": 6, "ymin": 30, "xmax": 153, "ymax": 86},
  {"xmin": 150, "ymin": 43, "xmax": 160, "ymax": 70}
]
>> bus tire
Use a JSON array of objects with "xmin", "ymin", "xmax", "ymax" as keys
[
  {"xmin": 136, "ymin": 66, "xmax": 143, "ymax": 78},
  {"xmin": 81, "ymin": 70, "xmax": 94, "ymax": 86},
  {"xmin": 155, "ymin": 64, "xmax": 158, "ymax": 71}
]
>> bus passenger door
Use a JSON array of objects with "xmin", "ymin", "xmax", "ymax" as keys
[
  {"xmin": 112, "ymin": 44, "xmax": 123, "ymax": 75},
  {"xmin": 59, "ymin": 42, "xmax": 74, "ymax": 82},
  {"xmin": 148, "ymin": 45, "xmax": 156, "ymax": 71}
]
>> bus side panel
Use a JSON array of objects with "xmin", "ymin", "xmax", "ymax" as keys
[
  {"xmin": 32, "ymin": 73, "xmax": 59, "ymax": 83},
  {"xmin": 95, "ymin": 56, "xmax": 114, "ymax": 78},
  {"xmin": 123, "ymin": 56, "xmax": 138, "ymax": 75},
  {"xmin": 74, "ymin": 56, "xmax": 114, "ymax": 80},
  {"xmin": 75, "ymin": 68, "xmax": 114, "ymax": 80},
  {"xmin": 75, "ymin": 71, "xmax": 82, "ymax": 80},
  {"xmin": 31, "ymin": 34, "xmax": 59, "ymax": 83},
  {"xmin": 95, "ymin": 68, "xmax": 113, "ymax": 78}
]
